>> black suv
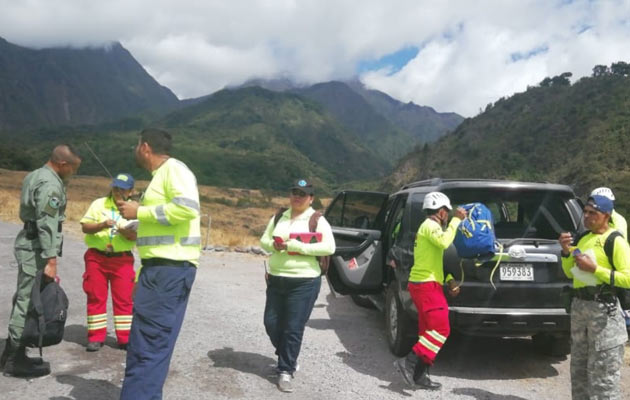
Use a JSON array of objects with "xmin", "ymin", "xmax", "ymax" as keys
[{"xmin": 324, "ymin": 178, "xmax": 583, "ymax": 356}]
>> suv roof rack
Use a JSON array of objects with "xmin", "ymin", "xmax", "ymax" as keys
[{"xmin": 400, "ymin": 178, "xmax": 511, "ymax": 190}]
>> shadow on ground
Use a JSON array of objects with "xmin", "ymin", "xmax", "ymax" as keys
[
  {"xmin": 48, "ymin": 374, "xmax": 120, "ymax": 400},
  {"xmin": 318, "ymin": 292, "xmax": 564, "ymax": 388},
  {"xmin": 207, "ymin": 346, "xmax": 277, "ymax": 384},
  {"xmin": 63, "ymin": 324, "xmax": 120, "ymax": 350}
]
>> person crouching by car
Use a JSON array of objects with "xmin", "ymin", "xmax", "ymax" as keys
[
  {"xmin": 395, "ymin": 191, "xmax": 466, "ymax": 390},
  {"xmin": 259, "ymin": 179, "xmax": 335, "ymax": 393},
  {"xmin": 79, "ymin": 173, "xmax": 137, "ymax": 352}
]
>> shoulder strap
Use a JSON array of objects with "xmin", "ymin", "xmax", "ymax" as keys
[
  {"xmin": 30, "ymin": 270, "xmax": 46, "ymax": 356},
  {"xmin": 273, "ymin": 207, "xmax": 288, "ymax": 226},
  {"xmin": 309, "ymin": 211, "xmax": 322, "ymax": 232},
  {"xmin": 604, "ymin": 230, "xmax": 622, "ymax": 271},
  {"xmin": 572, "ymin": 230, "xmax": 590, "ymax": 247}
]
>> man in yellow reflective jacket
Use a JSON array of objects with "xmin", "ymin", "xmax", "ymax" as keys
[{"xmin": 117, "ymin": 129, "xmax": 200, "ymax": 400}]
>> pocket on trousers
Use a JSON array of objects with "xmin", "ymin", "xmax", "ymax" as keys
[
  {"xmin": 14, "ymin": 249, "xmax": 38, "ymax": 277},
  {"xmin": 594, "ymin": 307, "xmax": 628, "ymax": 351}
]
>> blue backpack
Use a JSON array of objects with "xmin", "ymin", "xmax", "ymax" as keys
[{"xmin": 453, "ymin": 203, "xmax": 497, "ymax": 259}]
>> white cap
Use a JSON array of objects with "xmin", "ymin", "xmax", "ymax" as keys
[{"xmin": 590, "ymin": 187, "xmax": 615, "ymax": 201}]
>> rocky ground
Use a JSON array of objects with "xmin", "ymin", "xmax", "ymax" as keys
[{"xmin": 0, "ymin": 220, "xmax": 628, "ymax": 399}]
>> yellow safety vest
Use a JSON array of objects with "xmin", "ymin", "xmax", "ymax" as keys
[
  {"xmin": 80, "ymin": 196, "xmax": 135, "ymax": 252},
  {"xmin": 136, "ymin": 158, "xmax": 201, "ymax": 266}
]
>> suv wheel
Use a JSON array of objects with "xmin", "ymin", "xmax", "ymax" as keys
[
  {"xmin": 350, "ymin": 294, "xmax": 376, "ymax": 309},
  {"xmin": 385, "ymin": 283, "xmax": 416, "ymax": 356},
  {"xmin": 532, "ymin": 333, "xmax": 571, "ymax": 357}
]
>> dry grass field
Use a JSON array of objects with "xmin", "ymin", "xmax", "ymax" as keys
[{"xmin": 0, "ymin": 168, "xmax": 327, "ymax": 248}]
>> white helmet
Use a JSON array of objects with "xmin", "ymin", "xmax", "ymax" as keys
[
  {"xmin": 423, "ymin": 191, "xmax": 452, "ymax": 211},
  {"xmin": 590, "ymin": 187, "xmax": 615, "ymax": 201}
]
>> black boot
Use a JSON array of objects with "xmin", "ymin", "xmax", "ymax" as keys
[
  {"xmin": 413, "ymin": 360, "xmax": 441, "ymax": 390},
  {"xmin": 3, "ymin": 340, "xmax": 50, "ymax": 378},
  {"xmin": 1, "ymin": 339, "xmax": 42, "ymax": 368},
  {"xmin": 394, "ymin": 352, "xmax": 419, "ymax": 387}
]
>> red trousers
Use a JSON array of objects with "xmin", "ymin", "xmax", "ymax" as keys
[
  {"xmin": 408, "ymin": 281, "xmax": 450, "ymax": 365},
  {"xmin": 83, "ymin": 248, "xmax": 135, "ymax": 344}
]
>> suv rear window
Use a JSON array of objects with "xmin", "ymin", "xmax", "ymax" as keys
[{"xmin": 411, "ymin": 189, "xmax": 577, "ymax": 240}]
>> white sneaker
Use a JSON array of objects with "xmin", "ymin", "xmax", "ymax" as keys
[
  {"xmin": 277, "ymin": 372, "xmax": 294, "ymax": 392},
  {"xmin": 269, "ymin": 363, "xmax": 300, "ymax": 376}
]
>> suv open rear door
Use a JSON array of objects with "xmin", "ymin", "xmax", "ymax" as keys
[{"xmin": 324, "ymin": 190, "xmax": 390, "ymax": 295}]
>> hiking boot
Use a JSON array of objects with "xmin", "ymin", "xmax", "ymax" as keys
[
  {"xmin": 277, "ymin": 372, "xmax": 294, "ymax": 392},
  {"xmin": 3, "ymin": 341, "xmax": 50, "ymax": 378},
  {"xmin": 394, "ymin": 352, "xmax": 418, "ymax": 387},
  {"xmin": 413, "ymin": 361, "xmax": 441, "ymax": 390},
  {"xmin": 1, "ymin": 339, "xmax": 43, "ymax": 368},
  {"xmin": 118, "ymin": 343, "xmax": 128, "ymax": 351},
  {"xmin": 86, "ymin": 341, "xmax": 103, "ymax": 352}
]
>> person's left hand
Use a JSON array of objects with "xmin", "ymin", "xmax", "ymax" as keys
[
  {"xmin": 117, "ymin": 200, "xmax": 139, "ymax": 219},
  {"xmin": 575, "ymin": 253, "xmax": 597, "ymax": 273},
  {"xmin": 447, "ymin": 279, "xmax": 461, "ymax": 297}
]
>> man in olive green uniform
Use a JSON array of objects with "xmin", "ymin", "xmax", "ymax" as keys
[{"xmin": 1, "ymin": 145, "xmax": 81, "ymax": 378}]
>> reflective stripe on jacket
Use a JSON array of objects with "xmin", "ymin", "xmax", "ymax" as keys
[{"xmin": 136, "ymin": 158, "xmax": 201, "ymax": 265}]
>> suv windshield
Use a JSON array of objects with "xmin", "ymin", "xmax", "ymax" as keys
[{"xmin": 411, "ymin": 189, "xmax": 577, "ymax": 240}]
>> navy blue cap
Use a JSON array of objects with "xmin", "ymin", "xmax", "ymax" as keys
[
  {"xmin": 587, "ymin": 195, "xmax": 614, "ymax": 214},
  {"xmin": 290, "ymin": 179, "xmax": 314, "ymax": 195},
  {"xmin": 111, "ymin": 173, "xmax": 134, "ymax": 190}
]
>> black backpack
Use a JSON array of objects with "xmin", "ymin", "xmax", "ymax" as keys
[
  {"xmin": 21, "ymin": 270, "xmax": 69, "ymax": 353},
  {"xmin": 573, "ymin": 230, "xmax": 630, "ymax": 309}
]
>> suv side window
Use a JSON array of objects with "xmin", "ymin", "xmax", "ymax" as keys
[
  {"xmin": 385, "ymin": 194, "xmax": 408, "ymax": 248},
  {"xmin": 326, "ymin": 192, "xmax": 389, "ymax": 230},
  {"xmin": 410, "ymin": 193, "xmax": 428, "ymax": 236}
]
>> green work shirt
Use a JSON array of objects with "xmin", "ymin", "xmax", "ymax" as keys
[
  {"xmin": 14, "ymin": 165, "xmax": 66, "ymax": 259},
  {"xmin": 409, "ymin": 217, "xmax": 461, "ymax": 284},
  {"xmin": 80, "ymin": 196, "xmax": 135, "ymax": 252}
]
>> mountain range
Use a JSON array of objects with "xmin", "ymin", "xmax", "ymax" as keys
[{"xmin": 0, "ymin": 37, "xmax": 463, "ymax": 191}]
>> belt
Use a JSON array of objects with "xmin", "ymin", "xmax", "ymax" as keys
[
  {"xmin": 141, "ymin": 258, "xmax": 191, "ymax": 268},
  {"xmin": 92, "ymin": 248, "xmax": 133, "ymax": 258},
  {"xmin": 572, "ymin": 286, "xmax": 615, "ymax": 302}
]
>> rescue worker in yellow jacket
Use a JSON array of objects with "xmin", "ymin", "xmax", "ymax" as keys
[
  {"xmin": 117, "ymin": 128, "xmax": 200, "ymax": 400},
  {"xmin": 80, "ymin": 173, "xmax": 137, "ymax": 351}
]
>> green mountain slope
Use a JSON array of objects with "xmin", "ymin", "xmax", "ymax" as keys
[
  {"xmin": 384, "ymin": 68, "xmax": 630, "ymax": 214},
  {"xmin": 293, "ymin": 81, "xmax": 414, "ymax": 161},
  {"xmin": 0, "ymin": 37, "xmax": 179, "ymax": 130},
  {"xmin": 0, "ymin": 86, "xmax": 391, "ymax": 192}
]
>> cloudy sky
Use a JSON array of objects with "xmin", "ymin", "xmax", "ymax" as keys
[{"xmin": 1, "ymin": 0, "xmax": 629, "ymax": 117}]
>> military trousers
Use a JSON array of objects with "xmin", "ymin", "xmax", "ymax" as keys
[
  {"xmin": 570, "ymin": 297, "xmax": 628, "ymax": 400},
  {"xmin": 8, "ymin": 248, "xmax": 48, "ymax": 344}
]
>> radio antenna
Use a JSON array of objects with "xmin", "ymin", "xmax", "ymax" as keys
[{"xmin": 83, "ymin": 142, "xmax": 113, "ymax": 178}]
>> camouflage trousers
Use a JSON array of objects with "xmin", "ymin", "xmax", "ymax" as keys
[{"xmin": 570, "ymin": 297, "xmax": 628, "ymax": 400}]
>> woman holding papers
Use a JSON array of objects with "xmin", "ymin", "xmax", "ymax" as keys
[
  {"xmin": 79, "ymin": 173, "xmax": 137, "ymax": 352},
  {"xmin": 259, "ymin": 179, "xmax": 335, "ymax": 393}
]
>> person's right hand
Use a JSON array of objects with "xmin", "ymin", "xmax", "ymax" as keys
[
  {"xmin": 273, "ymin": 240, "xmax": 287, "ymax": 251},
  {"xmin": 455, "ymin": 207, "xmax": 467, "ymax": 220},
  {"xmin": 559, "ymin": 232, "xmax": 573, "ymax": 254},
  {"xmin": 44, "ymin": 257, "xmax": 57, "ymax": 281},
  {"xmin": 101, "ymin": 219, "xmax": 115, "ymax": 229}
]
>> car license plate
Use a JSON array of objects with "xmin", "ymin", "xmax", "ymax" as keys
[{"xmin": 499, "ymin": 263, "xmax": 534, "ymax": 281}]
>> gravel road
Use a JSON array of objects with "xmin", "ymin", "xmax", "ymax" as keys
[{"xmin": 0, "ymin": 220, "xmax": 628, "ymax": 399}]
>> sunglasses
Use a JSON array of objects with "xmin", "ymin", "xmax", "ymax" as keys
[{"xmin": 290, "ymin": 189, "xmax": 309, "ymax": 198}]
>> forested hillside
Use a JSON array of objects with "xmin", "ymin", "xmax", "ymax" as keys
[{"xmin": 385, "ymin": 62, "xmax": 630, "ymax": 214}]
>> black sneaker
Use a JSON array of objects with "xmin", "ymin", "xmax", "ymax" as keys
[
  {"xmin": 86, "ymin": 342, "xmax": 103, "ymax": 352},
  {"xmin": 394, "ymin": 353, "xmax": 417, "ymax": 387}
]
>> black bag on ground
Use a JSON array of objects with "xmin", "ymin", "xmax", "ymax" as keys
[{"xmin": 21, "ymin": 270, "xmax": 69, "ymax": 350}]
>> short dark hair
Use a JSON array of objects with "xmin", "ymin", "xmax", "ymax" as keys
[
  {"xmin": 139, "ymin": 128, "xmax": 172, "ymax": 155},
  {"xmin": 50, "ymin": 144, "xmax": 82, "ymax": 164}
]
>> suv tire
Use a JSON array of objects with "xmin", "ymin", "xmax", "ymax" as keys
[
  {"xmin": 385, "ymin": 282, "xmax": 416, "ymax": 356},
  {"xmin": 532, "ymin": 333, "xmax": 571, "ymax": 357},
  {"xmin": 350, "ymin": 294, "xmax": 376, "ymax": 309}
]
